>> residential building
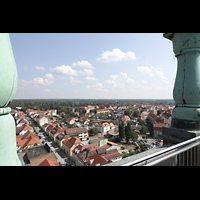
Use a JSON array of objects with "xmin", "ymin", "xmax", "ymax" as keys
[
  {"xmin": 62, "ymin": 137, "xmax": 81, "ymax": 156},
  {"xmin": 72, "ymin": 143, "xmax": 100, "ymax": 166},
  {"xmin": 96, "ymin": 122, "xmax": 110, "ymax": 134},
  {"xmin": 50, "ymin": 128, "xmax": 66, "ymax": 140},
  {"xmin": 153, "ymin": 123, "xmax": 168, "ymax": 138},
  {"xmin": 38, "ymin": 158, "xmax": 60, "ymax": 166},
  {"xmin": 16, "ymin": 123, "xmax": 32, "ymax": 135},
  {"xmin": 65, "ymin": 127, "xmax": 88, "ymax": 141},
  {"xmin": 22, "ymin": 143, "xmax": 58, "ymax": 166},
  {"xmin": 16, "ymin": 131, "xmax": 42, "ymax": 151},
  {"xmin": 66, "ymin": 117, "xmax": 77, "ymax": 125},
  {"xmin": 102, "ymin": 149, "xmax": 122, "ymax": 163},
  {"xmin": 161, "ymin": 111, "xmax": 172, "ymax": 126},
  {"xmin": 122, "ymin": 115, "xmax": 130, "ymax": 121},
  {"xmin": 37, "ymin": 116, "xmax": 48, "ymax": 127},
  {"xmin": 141, "ymin": 111, "xmax": 150, "ymax": 120},
  {"xmin": 86, "ymin": 154, "xmax": 108, "ymax": 166}
]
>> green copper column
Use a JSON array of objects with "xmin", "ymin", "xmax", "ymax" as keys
[
  {"xmin": 0, "ymin": 33, "xmax": 21, "ymax": 165},
  {"xmin": 163, "ymin": 33, "xmax": 200, "ymax": 144}
]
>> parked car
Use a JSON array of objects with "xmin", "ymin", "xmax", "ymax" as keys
[{"xmin": 156, "ymin": 141, "xmax": 161, "ymax": 146}]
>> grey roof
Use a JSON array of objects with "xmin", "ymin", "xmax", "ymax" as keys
[{"xmin": 23, "ymin": 143, "xmax": 51, "ymax": 164}]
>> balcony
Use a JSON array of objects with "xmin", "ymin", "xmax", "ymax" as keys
[{"xmin": 104, "ymin": 135, "xmax": 200, "ymax": 166}]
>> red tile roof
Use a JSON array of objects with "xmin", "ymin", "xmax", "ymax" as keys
[
  {"xmin": 87, "ymin": 154, "xmax": 108, "ymax": 166},
  {"xmin": 16, "ymin": 131, "xmax": 42, "ymax": 149},
  {"xmin": 62, "ymin": 137, "xmax": 81, "ymax": 149},
  {"xmin": 38, "ymin": 159, "xmax": 60, "ymax": 166}
]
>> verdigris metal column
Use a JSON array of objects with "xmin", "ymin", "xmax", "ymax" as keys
[
  {"xmin": 163, "ymin": 33, "xmax": 200, "ymax": 144},
  {"xmin": 0, "ymin": 33, "xmax": 21, "ymax": 165}
]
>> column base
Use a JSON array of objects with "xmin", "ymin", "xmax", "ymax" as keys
[{"xmin": 162, "ymin": 126, "xmax": 200, "ymax": 145}]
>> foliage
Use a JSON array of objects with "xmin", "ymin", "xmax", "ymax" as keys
[
  {"xmin": 157, "ymin": 109, "xmax": 163, "ymax": 116},
  {"xmin": 124, "ymin": 108, "xmax": 133, "ymax": 117},
  {"xmin": 138, "ymin": 119, "xmax": 145, "ymax": 126},
  {"xmin": 125, "ymin": 122, "xmax": 131, "ymax": 143},
  {"xmin": 130, "ymin": 131, "xmax": 138, "ymax": 142},
  {"xmin": 133, "ymin": 110, "xmax": 140, "ymax": 117},
  {"xmin": 139, "ymin": 143, "xmax": 148, "ymax": 152},
  {"xmin": 118, "ymin": 121, "xmax": 125, "ymax": 141},
  {"xmin": 141, "ymin": 125, "xmax": 149, "ymax": 135},
  {"xmin": 88, "ymin": 127, "xmax": 98, "ymax": 136}
]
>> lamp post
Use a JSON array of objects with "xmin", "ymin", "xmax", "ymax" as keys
[
  {"xmin": 163, "ymin": 33, "xmax": 200, "ymax": 144},
  {"xmin": 0, "ymin": 33, "xmax": 21, "ymax": 165}
]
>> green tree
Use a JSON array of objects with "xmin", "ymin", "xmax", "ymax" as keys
[
  {"xmin": 139, "ymin": 143, "xmax": 148, "ymax": 152},
  {"xmin": 118, "ymin": 121, "xmax": 125, "ymax": 141},
  {"xmin": 141, "ymin": 125, "xmax": 149, "ymax": 135},
  {"xmin": 133, "ymin": 110, "xmax": 140, "ymax": 117},
  {"xmin": 138, "ymin": 119, "xmax": 145, "ymax": 126},
  {"xmin": 124, "ymin": 108, "xmax": 133, "ymax": 117},
  {"xmin": 130, "ymin": 130, "xmax": 138, "ymax": 142},
  {"xmin": 125, "ymin": 122, "xmax": 131, "ymax": 144},
  {"xmin": 157, "ymin": 109, "xmax": 163, "ymax": 116},
  {"xmin": 88, "ymin": 127, "xmax": 98, "ymax": 136}
]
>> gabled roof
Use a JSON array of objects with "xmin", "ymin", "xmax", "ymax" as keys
[
  {"xmin": 46, "ymin": 124, "xmax": 56, "ymax": 132},
  {"xmin": 153, "ymin": 123, "xmax": 168, "ymax": 128},
  {"xmin": 51, "ymin": 128, "xmax": 66, "ymax": 135},
  {"xmin": 62, "ymin": 137, "xmax": 81, "ymax": 149},
  {"xmin": 87, "ymin": 154, "xmax": 108, "ymax": 166},
  {"xmin": 38, "ymin": 159, "xmax": 59, "ymax": 166},
  {"xmin": 16, "ymin": 131, "xmax": 42, "ymax": 149},
  {"xmin": 19, "ymin": 123, "xmax": 32, "ymax": 133}
]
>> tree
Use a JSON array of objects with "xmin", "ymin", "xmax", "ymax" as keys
[
  {"xmin": 130, "ymin": 130, "xmax": 138, "ymax": 142},
  {"xmin": 125, "ymin": 122, "xmax": 131, "ymax": 144},
  {"xmin": 139, "ymin": 143, "xmax": 148, "ymax": 152},
  {"xmin": 133, "ymin": 110, "xmax": 140, "ymax": 117},
  {"xmin": 138, "ymin": 119, "xmax": 145, "ymax": 126},
  {"xmin": 141, "ymin": 125, "xmax": 149, "ymax": 135},
  {"xmin": 118, "ymin": 121, "xmax": 125, "ymax": 141},
  {"xmin": 157, "ymin": 109, "xmax": 163, "ymax": 116},
  {"xmin": 88, "ymin": 127, "xmax": 98, "ymax": 136},
  {"xmin": 124, "ymin": 109, "xmax": 133, "ymax": 117}
]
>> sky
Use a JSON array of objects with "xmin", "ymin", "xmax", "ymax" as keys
[{"xmin": 9, "ymin": 33, "xmax": 177, "ymax": 99}]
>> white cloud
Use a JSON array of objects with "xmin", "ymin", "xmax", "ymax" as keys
[
  {"xmin": 126, "ymin": 77, "xmax": 135, "ymax": 85},
  {"xmin": 110, "ymin": 74, "xmax": 119, "ymax": 80},
  {"xmin": 96, "ymin": 48, "xmax": 136, "ymax": 62},
  {"xmin": 82, "ymin": 68, "xmax": 94, "ymax": 75},
  {"xmin": 32, "ymin": 73, "xmax": 54, "ymax": 85},
  {"xmin": 105, "ymin": 79, "xmax": 125, "ymax": 89},
  {"xmin": 95, "ymin": 83, "xmax": 103, "ymax": 88},
  {"xmin": 86, "ymin": 82, "xmax": 103, "ymax": 90},
  {"xmin": 120, "ymin": 72, "xmax": 128, "ymax": 79},
  {"xmin": 44, "ymin": 73, "xmax": 54, "ymax": 84},
  {"xmin": 35, "ymin": 66, "xmax": 45, "ymax": 71},
  {"xmin": 71, "ymin": 60, "xmax": 94, "ymax": 69},
  {"xmin": 51, "ymin": 65, "xmax": 78, "ymax": 76},
  {"xmin": 18, "ymin": 73, "xmax": 54, "ymax": 89},
  {"xmin": 85, "ymin": 76, "xmax": 97, "ymax": 81},
  {"xmin": 105, "ymin": 80, "xmax": 117, "ymax": 88},
  {"xmin": 69, "ymin": 76, "xmax": 82, "ymax": 85},
  {"xmin": 44, "ymin": 89, "xmax": 52, "ymax": 92},
  {"xmin": 137, "ymin": 66, "xmax": 172, "ymax": 86},
  {"xmin": 137, "ymin": 66, "xmax": 153, "ymax": 74}
]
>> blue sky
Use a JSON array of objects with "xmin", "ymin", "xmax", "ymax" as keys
[{"xmin": 10, "ymin": 33, "xmax": 176, "ymax": 99}]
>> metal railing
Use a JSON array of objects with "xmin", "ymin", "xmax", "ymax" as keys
[{"xmin": 105, "ymin": 135, "xmax": 200, "ymax": 166}]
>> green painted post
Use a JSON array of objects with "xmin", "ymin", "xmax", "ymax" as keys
[
  {"xmin": 163, "ymin": 33, "xmax": 200, "ymax": 144},
  {"xmin": 0, "ymin": 33, "xmax": 21, "ymax": 165}
]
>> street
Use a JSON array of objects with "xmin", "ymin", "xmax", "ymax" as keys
[{"xmin": 25, "ymin": 114, "xmax": 71, "ymax": 166}]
